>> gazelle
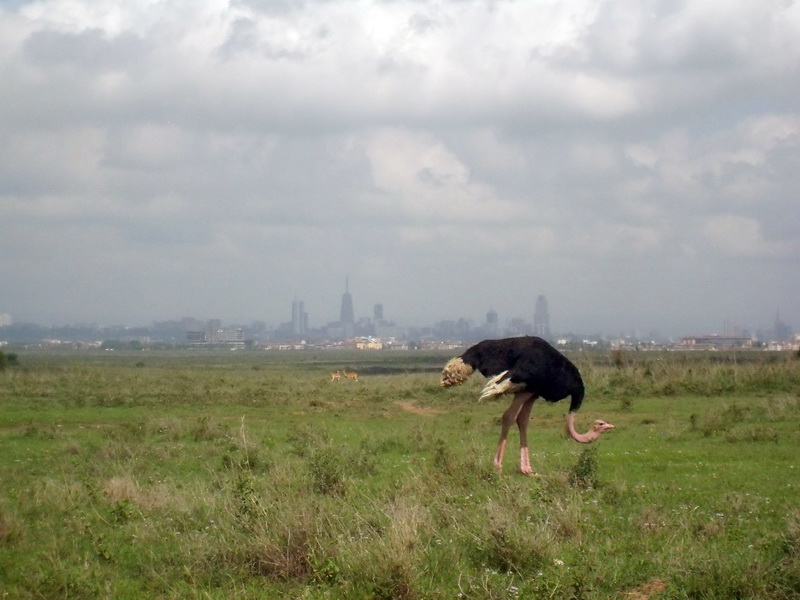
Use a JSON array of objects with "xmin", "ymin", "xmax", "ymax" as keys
[
  {"xmin": 343, "ymin": 370, "xmax": 359, "ymax": 382},
  {"xmin": 330, "ymin": 370, "xmax": 341, "ymax": 382}
]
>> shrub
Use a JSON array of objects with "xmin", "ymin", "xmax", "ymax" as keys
[
  {"xmin": 308, "ymin": 446, "xmax": 347, "ymax": 496},
  {"xmin": 570, "ymin": 446, "xmax": 599, "ymax": 489}
]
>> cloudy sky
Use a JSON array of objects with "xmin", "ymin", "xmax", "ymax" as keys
[{"xmin": 1, "ymin": 0, "xmax": 798, "ymax": 336}]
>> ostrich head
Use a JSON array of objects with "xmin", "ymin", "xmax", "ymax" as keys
[
  {"xmin": 591, "ymin": 420, "xmax": 615, "ymax": 435},
  {"xmin": 566, "ymin": 414, "xmax": 615, "ymax": 443}
]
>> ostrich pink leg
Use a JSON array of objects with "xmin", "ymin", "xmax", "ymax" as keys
[
  {"xmin": 494, "ymin": 392, "xmax": 534, "ymax": 471},
  {"xmin": 516, "ymin": 396, "xmax": 538, "ymax": 476}
]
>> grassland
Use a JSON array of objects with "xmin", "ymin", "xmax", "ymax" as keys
[{"xmin": 0, "ymin": 349, "xmax": 799, "ymax": 599}]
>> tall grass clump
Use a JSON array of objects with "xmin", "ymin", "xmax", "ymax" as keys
[
  {"xmin": 574, "ymin": 350, "xmax": 800, "ymax": 400},
  {"xmin": 569, "ymin": 446, "xmax": 600, "ymax": 489}
]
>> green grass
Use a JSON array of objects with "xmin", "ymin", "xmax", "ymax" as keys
[{"xmin": 1, "ymin": 350, "xmax": 799, "ymax": 599}]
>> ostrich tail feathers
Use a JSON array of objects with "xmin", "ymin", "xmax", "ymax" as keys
[
  {"xmin": 478, "ymin": 370, "xmax": 524, "ymax": 401},
  {"xmin": 441, "ymin": 357, "xmax": 474, "ymax": 387}
]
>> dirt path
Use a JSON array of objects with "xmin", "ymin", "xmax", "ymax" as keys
[
  {"xmin": 395, "ymin": 401, "xmax": 443, "ymax": 417},
  {"xmin": 624, "ymin": 579, "xmax": 667, "ymax": 599}
]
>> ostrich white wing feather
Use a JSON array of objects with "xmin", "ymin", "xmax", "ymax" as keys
[{"xmin": 478, "ymin": 370, "xmax": 524, "ymax": 401}]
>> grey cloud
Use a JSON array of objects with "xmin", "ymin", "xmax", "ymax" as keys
[
  {"xmin": 23, "ymin": 28, "xmax": 147, "ymax": 71},
  {"xmin": 0, "ymin": 0, "xmax": 798, "ymax": 334}
]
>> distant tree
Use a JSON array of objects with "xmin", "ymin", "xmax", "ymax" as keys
[{"xmin": 0, "ymin": 351, "xmax": 16, "ymax": 370}]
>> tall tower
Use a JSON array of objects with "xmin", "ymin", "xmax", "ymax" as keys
[
  {"xmin": 292, "ymin": 298, "xmax": 300, "ymax": 334},
  {"xmin": 775, "ymin": 310, "xmax": 790, "ymax": 341},
  {"xmin": 340, "ymin": 278, "xmax": 354, "ymax": 325},
  {"xmin": 486, "ymin": 308, "xmax": 498, "ymax": 336},
  {"xmin": 373, "ymin": 303, "xmax": 384, "ymax": 323},
  {"xmin": 533, "ymin": 295, "xmax": 551, "ymax": 338},
  {"xmin": 291, "ymin": 297, "xmax": 306, "ymax": 336}
]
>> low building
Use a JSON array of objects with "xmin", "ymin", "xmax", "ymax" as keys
[
  {"xmin": 187, "ymin": 328, "xmax": 245, "ymax": 346},
  {"xmin": 680, "ymin": 335, "xmax": 753, "ymax": 349},
  {"xmin": 355, "ymin": 338, "xmax": 383, "ymax": 350}
]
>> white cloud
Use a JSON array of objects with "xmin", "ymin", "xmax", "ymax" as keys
[{"xmin": 703, "ymin": 215, "xmax": 793, "ymax": 259}]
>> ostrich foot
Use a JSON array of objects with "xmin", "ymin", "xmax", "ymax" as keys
[
  {"xmin": 519, "ymin": 448, "xmax": 540, "ymax": 476},
  {"xmin": 493, "ymin": 440, "xmax": 507, "ymax": 471}
]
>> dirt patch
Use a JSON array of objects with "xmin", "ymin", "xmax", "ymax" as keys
[
  {"xmin": 624, "ymin": 579, "xmax": 667, "ymax": 599},
  {"xmin": 396, "ymin": 401, "xmax": 443, "ymax": 417}
]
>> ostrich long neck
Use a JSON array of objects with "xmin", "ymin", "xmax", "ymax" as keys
[{"xmin": 565, "ymin": 412, "xmax": 601, "ymax": 443}]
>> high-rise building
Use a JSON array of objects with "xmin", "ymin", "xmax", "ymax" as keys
[
  {"xmin": 774, "ymin": 310, "xmax": 791, "ymax": 341},
  {"xmin": 533, "ymin": 295, "xmax": 551, "ymax": 338},
  {"xmin": 485, "ymin": 308, "xmax": 498, "ymax": 336},
  {"xmin": 374, "ymin": 303, "xmax": 384, "ymax": 323},
  {"xmin": 292, "ymin": 298, "xmax": 306, "ymax": 336},
  {"xmin": 340, "ymin": 278, "xmax": 354, "ymax": 325}
]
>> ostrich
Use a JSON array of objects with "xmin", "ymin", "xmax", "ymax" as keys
[{"xmin": 441, "ymin": 336, "xmax": 614, "ymax": 476}]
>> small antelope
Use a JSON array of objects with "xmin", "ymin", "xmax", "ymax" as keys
[
  {"xmin": 343, "ymin": 370, "xmax": 359, "ymax": 382},
  {"xmin": 330, "ymin": 370, "xmax": 341, "ymax": 382}
]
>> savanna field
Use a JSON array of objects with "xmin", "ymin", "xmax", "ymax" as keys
[{"xmin": 0, "ymin": 349, "xmax": 799, "ymax": 599}]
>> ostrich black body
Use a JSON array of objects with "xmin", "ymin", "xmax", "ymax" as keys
[{"xmin": 459, "ymin": 336, "xmax": 585, "ymax": 413}]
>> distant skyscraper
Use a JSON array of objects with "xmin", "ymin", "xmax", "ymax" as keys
[
  {"xmin": 373, "ymin": 303, "xmax": 384, "ymax": 322},
  {"xmin": 291, "ymin": 298, "xmax": 306, "ymax": 336},
  {"xmin": 533, "ymin": 295, "xmax": 551, "ymax": 338},
  {"xmin": 774, "ymin": 310, "xmax": 790, "ymax": 341},
  {"xmin": 340, "ymin": 278, "xmax": 354, "ymax": 324},
  {"xmin": 486, "ymin": 308, "xmax": 498, "ymax": 336}
]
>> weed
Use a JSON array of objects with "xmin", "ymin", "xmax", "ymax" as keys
[
  {"xmin": 110, "ymin": 498, "xmax": 136, "ymax": 524},
  {"xmin": 243, "ymin": 522, "xmax": 314, "ymax": 580},
  {"xmin": 694, "ymin": 413, "xmax": 731, "ymax": 437},
  {"xmin": 288, "ymin": 423, "xmax": 330, "ymax": 457},
  {"xmin": 432, "ymin": 438, "xmax": 457, "ymax": 474},
  {"xmin": 570, "ymin": 446, "xmax": 599, "ymax": 489},
  {"xmin": 191, "ymin": 415, "xmax": 228, "ymax": 441},
  {"xmin": 724, "ymin": 425, "xmax": 779, "ymax": 443},
  {"xmin": 0, "ymin": 507, "xmax": 22, "ymax": 545},
  {"xmin": 308, "ymin": 446, "xmax": 348, "ymax": 496},
  {"xmin": 232, "ymin": 471, "xmax": 262, "ymax": 518},
  {"xmin": 308, "ymin": 549, "xmax": 341, "ymax": 584},
  {"xmin": 371, "ymin": 562, "xmax": 416, "ymax": 600},
  {"xmin": 483, "ymin": 521, "xmax": 544, "ymax": 574}
]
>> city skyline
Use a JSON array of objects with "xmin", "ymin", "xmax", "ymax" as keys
[{"xmin": 1, "ymin": 281, "xmax": 793, "ymax": 344}]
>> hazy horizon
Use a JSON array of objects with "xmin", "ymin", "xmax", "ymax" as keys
[
  {"xmin": 1, "ymin": 1, "xmax": 798, "ymax": 338},
  {"xmin": 1, "ymin": 285, "xmax": 788, "ymax": 340}
]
